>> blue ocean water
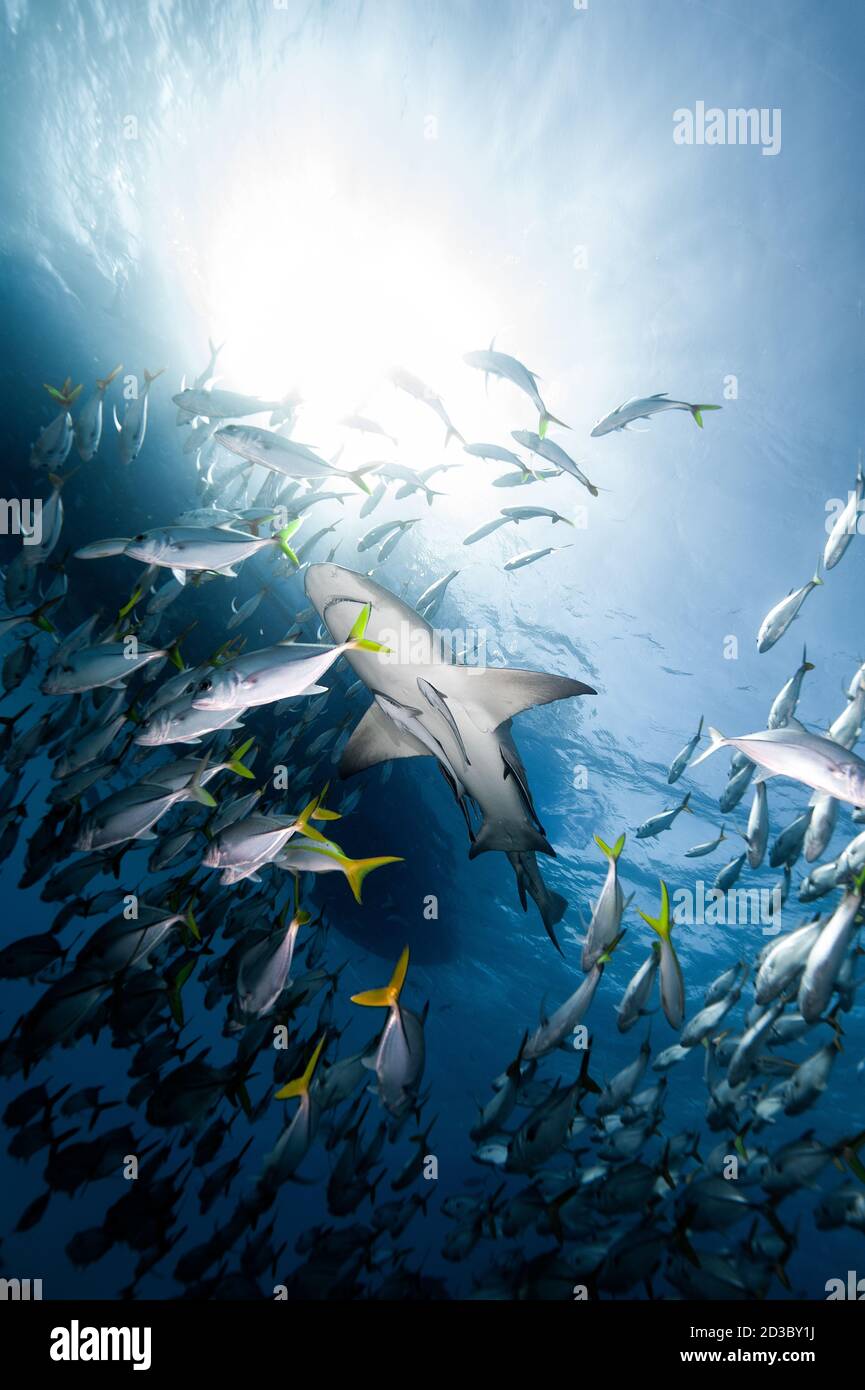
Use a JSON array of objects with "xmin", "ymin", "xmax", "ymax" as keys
[{"xmin": 1, "ymin": 0, "xmax": 864, "ymax": 1300}]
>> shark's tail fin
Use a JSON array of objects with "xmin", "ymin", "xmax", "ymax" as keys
[
  {"xmin": 508, "ymin": 851, "xmax": 566, "ymax": 954},
  {"xmin": 691, "ymin": 404, "xmax": 721, "ymax": 428}
]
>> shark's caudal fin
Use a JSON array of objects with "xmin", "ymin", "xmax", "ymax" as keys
[
  {"xmin": 339, "ymin": 702, "xmax": 431, "ymax": 778},
  {"xmin": 273, "ymin": 1034, "xmax": 327, "ymax": 1100},
  {"xmin": 508, "ymin": 851, "xmax": 567, "ymax": 953},
  {"xmin": 690, "ymin": 404, "xmax": 721, "ymax": 428},
  {"xmin": 351, "ymin": 946, "xmax": 409, "ymax": 1008}
]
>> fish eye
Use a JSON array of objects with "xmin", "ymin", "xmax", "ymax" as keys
[
  {"xmin": 134, "ymin": 533, "xmax": 146, "ymax": 542},
  {"xmin": 198, "ymin": 678, "xmax": 212, "ymax": 692}
]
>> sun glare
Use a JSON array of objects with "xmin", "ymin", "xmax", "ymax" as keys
[{"xmin": 205, "ymin": 168, "xmax": 488, "ymax": 417}]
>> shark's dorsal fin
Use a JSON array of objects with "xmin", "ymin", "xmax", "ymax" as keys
[
  {"xmin": 424, "ymin": 664, "xmax": 596, "ymax": 734},
  {"xmin": 339, "ymin": 702, "xmax": 432, "ymax": 777}
]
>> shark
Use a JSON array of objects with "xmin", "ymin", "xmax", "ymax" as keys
[{"xmin": 304, "ymin": 563, "xmax": 596, "ymax": 949}]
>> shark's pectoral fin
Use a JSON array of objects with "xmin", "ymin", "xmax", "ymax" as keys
[
  {"xmin": 428, "ymin": 665, "xmax": 596, "ymax": 734},
  {"xmin": 339, "ymin": 702, "xmax": 432, "ymax": 778}
]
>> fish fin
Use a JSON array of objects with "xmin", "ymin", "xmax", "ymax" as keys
[
  {"xmin": 186, "ymin": 756, "xmax": 217, "ymax": 808},
  {"xmin": 310, "ymin": 781, "xmax": 341, "ymax": 821},
  {"xmin": 445, "ymin": 425, "xmax": 465, "ymax": 449},
  {"xmin": 276, "ymin": 521, "xmax": 302, "ymax": 566},
  {"xmin": 347, "ymin": 469, "xmax": 373, "ymax": 496},
  {"xmin": 347, "ymin": 602, "xmax": 390, "ymax": 654},
  {"xmin": 469, "ymin": 817, "xmax": 553, "ymax": 859},
  {"xmin": 167, "ymin": 958, "xmax": 196, "ymax": 1026},
  {"xmin": 352, "ymin": 945, "xmax": 409, "ymax": 1006},
  {"xmin": 112, "ymin": 404, "xmax": 122, "ymax": 433},
  {"xmin": 341, "ymin": 854, "xmax": 403, "ymax": 904},
  {"xmin": 689, "ymin": 726, "xmax": 727, "ymax": 768},
  {"xmin": 144, "ymin": 367, "xmax": 166, "ymax": 385},
  {"xmin": 171, "ymin": 568, "xmax": 187, "ymax": 586},
  {"xmin": 339, "ymin": 703, "xmax": 432, "ymax": 777},
  {"xmin": 274, "ymin": 1034, "xmax": 327, "ymax": 1099},
  {"xmin": 227, "ymin": 737, "xmax": 256, "ymax": 779},
  {"xmin": 539, "ymin": 411, "xmax": 569, "ymax": 437},
  {"xmin": 428, "ymin": 664, "xmax": 595, "ymax": 734},
  {"xmin": 597, "ymin": 929, "xmax": 626, "ymax": 966},
  {"xmin": 753, "ymin": 767, "xmax": 778, "ymax": 784},
  {"xmin": 594, "ymin": 832, "xmax": 626, "ymax": 862},
  {"xmin": 500, "ymin": 746, "xmax": 542, "ymax": 827},
  {"xmin": 293, "ymin": 793, "xmax": 332, "ymax": 845},
  {"xmin": 638, "ymin": 880, "xmax": 672, "ymax": 943},
  {"xmin": 691, "ymin": 404, "xmax": 721, "ymax": 428},
  {"xmin": 577, "ymin": 1047, "xmax": 601, "ymax": 1095},
  {"xmin": 96, "ymin": 363, "xmax": 123, "ymax": 392}
]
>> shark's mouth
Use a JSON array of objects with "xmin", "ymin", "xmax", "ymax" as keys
[{"xmin": 321, "ymin": 593, "xmax": 370, "ymax": 628}]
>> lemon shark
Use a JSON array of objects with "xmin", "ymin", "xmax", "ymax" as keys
[{"xmin": 304, "ymin": 563, "xmax": 596, "ymax": 949}]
